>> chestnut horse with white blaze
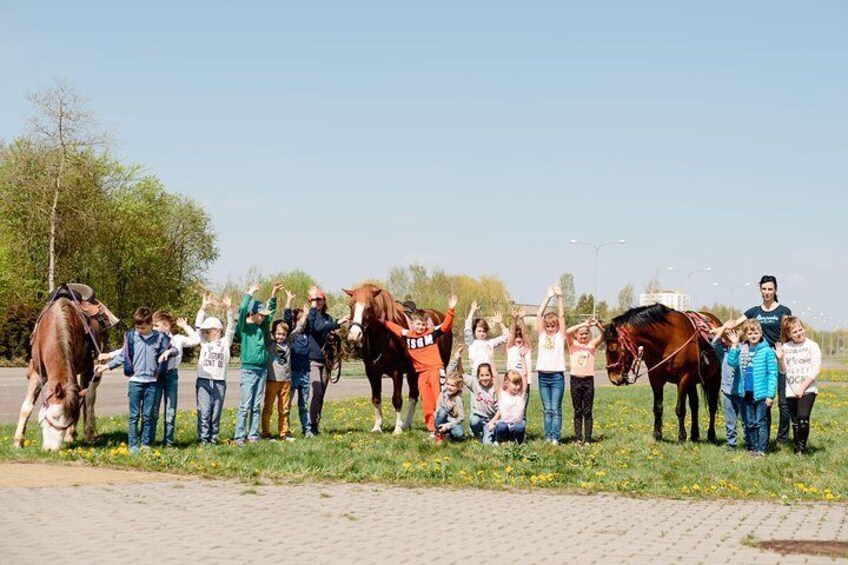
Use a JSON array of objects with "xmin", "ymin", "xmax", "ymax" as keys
[
  {"xmin": 13, "ymin": 297, "xmax": 108, "ymax": 450},
  {"xmin": 345, "ymin": 285, "xmax": 453, "ymax": 434},
  {"xmin": 604, "ymin": 304, "xmax": 722, "ymax": 443}
]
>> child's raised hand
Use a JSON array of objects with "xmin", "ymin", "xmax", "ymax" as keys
[
  {"xmin": 553, "ymin": 283, "xmax": 563, "ymax": 297},
  {"xmin": 546, "ymin": 286, "xmax": 555, "ymax": 299},
  {"xmin": 588, "ymin": 317, "xmax": 599, "ymax": 327},
  {"xmin": 448, "ymin": 295, "xmax": 458, "ymax": 309},
  {"xmin": 285, "ymin": 290, "xmax": 296, "ymax": 302},
  {"xmin": 176, "ymin": 317, "xmax": 189, "ymax": 329},
  {"xmin": 492, "ymin": 311, "xmax": 503, "ymax": 325},
  {"xmin": 454, "ymin": 343, "xmax": 466, "ymax": 357},
  {"xmin": 727, "ymin": 328, "xmax": 739, "ymax": 346},
  {"xmin": 271, "ymin": 282, "xmax": 283, "ymax": 296},
  {"xmin": 517, "ymin": 306, "xmax": 527, "ymax": 319},
  {"xmin": 248, "ymin": 282, "xmax": 261, "ymax": 295},
  {"xmin": 469, "ymin": 301, "xmax": 479, "ymax": 314}
]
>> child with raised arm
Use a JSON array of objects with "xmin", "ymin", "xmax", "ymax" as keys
[
  {"xmin": 776, "ymin": 316, "xmax": 821, "ymax": 455},
  {"xmin": 195, "ymin": 294, "xmax": 236, "ymax": 445},
  {"xmin": 727, "ymin": 319, "xmax": 778, "ymax": 456},
  {"xmin": 434, "ymin": 374, "xmax": 466, "ymax": 442},
  {"xmin": 381, "ymin": 295, "xmax": 457, "ymax": 437},
  {"xmin": 506, "ymin": 306, "xmax": 533, "ymax": 418},
  {"xmin": 535, "ymin": 284, "xmax": 567, "ymax": 445},
  {"xmin": 566, "ymin": 317, "xmax": 604, "ymax": 444},
  {"xmin": 486, "ymin": 370, "xmax": 527, "ymax": 444},
  {"xmin": 262, "ymin": 303, "xmax": 308, "ymax": 441},
  {"xmin": 448, "ymin": 344, "xmax": 498, "ymax": 444},
  {"xmin": 284, "ymin": 292, "xmax": 312, "ymax": 437},
  {"xmin": 464, "ymin": 301, "xmax": 509, "ymax": 376},
  {"xmin": 234, "ymin": 282, "xmax": 280, "ymax": 445}
]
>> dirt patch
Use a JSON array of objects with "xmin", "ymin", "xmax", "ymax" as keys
[
  {"xmin": 0, "ymin": 462, "xmax": 184, "ymax": 488},
  {"xmin": 758, "ymin": 539, "xmax": 848, "ymax": 558}
]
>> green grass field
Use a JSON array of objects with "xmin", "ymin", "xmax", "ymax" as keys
[{"xmin": 3, "ymin": 384, "xmax": 847, "ymax": 502}]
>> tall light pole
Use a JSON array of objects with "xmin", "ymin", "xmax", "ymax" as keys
[
  {"xmin": 666, "ymin": 266, "xmax": 712, "ymax": 309},
  {"xmin": 712, "ymin": 282, "xmax": 751, "ymax": 318},
  {"xmin": 569, "ymin": 238, "xmax": 627, "ymax": 318}
]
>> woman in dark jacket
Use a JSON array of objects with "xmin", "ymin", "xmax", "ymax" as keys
[{"xmin": 304, "ymin": 286, "xmax": 349, "ymax": 435}]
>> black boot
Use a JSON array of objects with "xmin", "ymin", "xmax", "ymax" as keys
[
  {"xmin": 792, "ymin": 421, "xmax": 802, "ymax": 454},
  {"xmin": 798, "ymin": 419, "xmax": 810, "ymax": 454},
  {"xmin": 584, "ymin": 418, "xmax": 593, "ymax": 443},
  {"xmin": 573, "ymin": 419, "xmax": 583, "ymax": 443}
]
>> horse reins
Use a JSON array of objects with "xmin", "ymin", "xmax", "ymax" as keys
[{"xmin": 38, "ymin": 389, "xmax": 75, "ymax": 432}]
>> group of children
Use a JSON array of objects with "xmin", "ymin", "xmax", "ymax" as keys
[
  {"xmin": 716, "ymin": 315, "xmax": 821, "ymax": 456},
  {"xmin": 96, "ymin": 284, "xmax": 346, "ymax": 453}
]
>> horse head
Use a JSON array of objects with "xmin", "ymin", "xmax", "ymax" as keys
[
  {"xmin": 604, "ymin": 322, "xmax": 636, "ymax": 386},
  {"xmin": 344, "ymin": 285, "xmax": 385, "ymax": 343},
  {"xmin": 38, "ymin": 374, "xmax": 84, "ymax": 451}
]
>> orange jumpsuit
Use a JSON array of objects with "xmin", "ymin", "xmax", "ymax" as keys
[{"xmin": 383, "ymin": 309, "xmax": 454, "ymax": 432}]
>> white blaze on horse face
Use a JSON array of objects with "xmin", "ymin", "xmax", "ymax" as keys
[
  {"xmin": 348, "ymin": 302, "xmax": 366, "ymax": 342},
  {"xmin": 39, "ymin": 404, "xmax": 69, "ymax": 451}
]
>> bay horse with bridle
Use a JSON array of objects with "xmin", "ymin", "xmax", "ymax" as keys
[
  {"xmin": 604, "ymin": 304, "xmax": 722, "ymax": 443},
  {"xmin": 345, "ymin": 285, "xmax": 453, "ymax": 434},
  {"xmin": 13, "ymin": 296, "xmax": 108, "ymax": 450}
]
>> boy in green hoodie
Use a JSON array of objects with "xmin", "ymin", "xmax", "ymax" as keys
[{"xmin": 234, "ymin": 282, "xmax": 280, "ymax": 445}]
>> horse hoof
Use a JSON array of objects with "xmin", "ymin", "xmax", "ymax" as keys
[
  {"xmin": 370, "ymin": 426, "xmax": 382, "ymax": 433},
  {"xmin": 392, "ymin": 427, "xmax": 403, "ymax": 436},
  {"xmin": 12, "ymin": 439, "xmax": 23, "ymax": 448}
]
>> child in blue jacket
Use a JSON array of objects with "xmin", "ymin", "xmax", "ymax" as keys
[{"xmin": 726, "ymin": 319, "xmax": 778, "ymax": 456}]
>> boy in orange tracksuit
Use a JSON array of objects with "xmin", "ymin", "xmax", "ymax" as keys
[{"xmin": 381, "ymin": 295, "xmax": 457, "ymax": 435}]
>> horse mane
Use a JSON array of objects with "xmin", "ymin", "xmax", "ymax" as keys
[
  {"xmin": 356, "ymin": 284, "xmax": 407, "ymax": 326},
  {"xmin": 610, "ymin": 304, "xmax": 674, "ymax": 330}
]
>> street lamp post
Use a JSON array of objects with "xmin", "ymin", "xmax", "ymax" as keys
[
  {"xmin": 569, "ymin": 238, "xmax": 627, "ymax": 318},
  {"xmin": 666, "ymin": 266, "xmax": 712, "ymax": 309},
  {"xmin": 712, "ymin": 282, "xmax": 752, "ymax": 318}
]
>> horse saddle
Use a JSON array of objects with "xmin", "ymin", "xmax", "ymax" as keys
[
  {"xmin": 400, "ymin": 300, "xmax": 418, "ymax": 315},
  {"xmin": 47, "ymin": 283, "xmax": 120, "ymax": 329}
]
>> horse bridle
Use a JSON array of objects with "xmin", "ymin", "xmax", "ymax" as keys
[
  {"xmin": 38, "ymin": 389, "xmax": 75, "ymax": 432},
  {"xmin": 607, "ymin": 324, "xmax": 702, "ymax": 384},
  {"xmin": 350, "ymin": 316, "xmax": 391, "ymax": 366}
]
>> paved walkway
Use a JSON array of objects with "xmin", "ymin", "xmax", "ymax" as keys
[{"xmin": 1, "ymin": 463, "xmax": 846, "ymax": 564}]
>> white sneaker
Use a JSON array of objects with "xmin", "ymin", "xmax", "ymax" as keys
[
  {"xmin": 549, "ymin": 438, "xmax": 559, "ymax": 446},
  {"xmin": 285, "ymin": 436, "xmax": 296, "ymax": 442},
  {"xmin": 428, "ymin": 432, "xmax": 436, "ymax": 440}
]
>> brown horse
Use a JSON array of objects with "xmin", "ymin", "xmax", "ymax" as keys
[
  {"xmin": 344, "ymin": 285, "xmax": 453, "ymax": 434},
  {"xmin": 13, "ymin": 297, "xmax": 107, "ymax": 450},
  {"xmin": 604, "ymin": 304, "xmax": 721, "ymax": 443}
]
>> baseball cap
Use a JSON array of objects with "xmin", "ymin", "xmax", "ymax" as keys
[
  {"xmin": 199, "ymin": 317, "xmax": 223, "ymax": 330},
  {"xmin": 251, "ymin": 300, "xmax": 272, "ymax": 316}
]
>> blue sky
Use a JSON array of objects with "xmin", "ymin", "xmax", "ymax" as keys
[{"xmin": 2, "ymin": 2, "xmax": 846, "ymax": 327}]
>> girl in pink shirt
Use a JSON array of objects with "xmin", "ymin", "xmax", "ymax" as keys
[{"xmin": 566, "ymin": 318, "xmax": 603, "ymax": 444}]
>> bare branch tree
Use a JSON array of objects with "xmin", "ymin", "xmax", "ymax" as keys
[{"xmin": 26, "ymin": 79, "xmax": 108, "ymax": 292}]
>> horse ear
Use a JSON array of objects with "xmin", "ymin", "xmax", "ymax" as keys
[
  {"xmin": 343, "ymin": 289, "xmax": 354, "ymax": 297},
  {"xmin": 373, "ymin": 288, "xmax": 382, "ymax": 297}
]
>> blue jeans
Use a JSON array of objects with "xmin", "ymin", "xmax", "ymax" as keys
[
  {"xmin": 128, "ymin": 380, "xmax": 162, "ymax": 449},
  {"xmin": 742, "ymin": 394, "xmax": 769, "ymax": 453},
  {"xmin": 235, "ymin": 368, "xmax": 266, "ymax": 441},
  {"xmin": 494, "ymin": 421, "xmax": 526, "ymax": 443},
  {"xmin": 537, "ymin": 371, "xmax": 565, "ymax": 440},
  {"xmin": 156, "ymin": 369, "xmax": 179, "ymax": 446},
  {"xmin": 435, "ymin": 408, "xmax": 465, "ymax": 440},
  {"xmin": 469, "ymin": 413, "xmax": 494, "ymax": 444},
  {"xmin": 722, "ymin": 392, "xmax": 742, "ymax": 447},
  {"xmin": 291, "ymin": 369, "xmax": 311, "ymax": 435},
  {"xmin": 196, "ymin": 378, "xmax": 226, "ymax": 444}
]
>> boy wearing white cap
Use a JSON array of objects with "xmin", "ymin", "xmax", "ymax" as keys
[{"xmin": 195, "ymin": 294, "xmax": 236, "ymax": 445}]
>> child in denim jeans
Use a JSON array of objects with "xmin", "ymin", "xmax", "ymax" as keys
[
  {"xmin": 727, "ymin": 320, "xmax": 778, "ymax": 456},
  {"xmin": 234, "ymin": 282, "xmax": 279, "ymax": 445},
  {"xmin": 95, "ymin": 307, "xmax": 175, "ymax": 454},
  {"xmin": 447, "ymin": 345, "xmax": 497, "ymax": 444},
  {"xmin": 284, "ymin": 293, "xmax": 312, "ymax": 437},
  {"xmin": 435, "ymin": 374, "xmax": 466, "ymax": 442},
  {"xmin": 487, "ymin": 370, "xmax": 527, "ymax": 444},
  {"xmin": 195, "ymin": 294, "xmax": 235, "ymax": 445}
]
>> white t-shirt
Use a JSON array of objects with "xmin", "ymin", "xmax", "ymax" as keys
[
  {"xmin": 507, "ymin": 345, "xmax": 533, "ymax": 384},
  {"xmin": 498, "ymin": 390, "xmax": 526, "ymax": 424},
  {"xmin": 196, "ymin": 310, "xmax": 236, "ymax": 381},
  {"xmin": 536, "ymin": 331, "xmax": 566, "ymax": 373},
  {"xmin": 782, "ymin": 339, "xmax": 821, "ymax": 397}
]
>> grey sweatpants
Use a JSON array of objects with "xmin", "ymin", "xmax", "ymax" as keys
[{"xmin": 196, "ymin": 378, "xmax": 226, "ymax": 444}]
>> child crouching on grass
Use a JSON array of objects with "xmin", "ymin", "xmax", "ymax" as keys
[
  {"xmin": 435, "ymin": 374, "xmax": 466, "ymax": 443},
  {"xmin": 447, "ymin": 344, "xmax": 498, "ymax": 444},
  {"xmin": 487, "ymin": 370, "xmax": 526, "ymax": 444}
]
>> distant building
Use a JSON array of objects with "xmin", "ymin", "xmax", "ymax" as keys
[{"xmin": 639, "ymin": 290, "xmax": 690, "ymax": 311}]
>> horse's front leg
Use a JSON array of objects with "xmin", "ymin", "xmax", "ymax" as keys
[
  {"xmin": 651, "ymin": 381, "xmax": 664, "ymax": 441},
  {"xmin": 390, "ymin": 369, "xmax": 405, "ymax": 435},
  {"xmin": 367, "ymin": 367, "xmax": 383, "ymax": 433},
  {"xmin": 14, "ymin": 366, "xmax": 43, "ymax": 448},
  {"xmin": 688, "ymin": 384, "xmax": 700, "ymax": 442},
  {"xmin": 403, "ymin": 370, "xmax": 419, "ymax": 431},
  {"xmin": 82, "ymin": 373, "xmax": 101, "ymax": 443},
  {"xmin": 675, "ymin": 386, "xmax": 687, "ymax": 443}
]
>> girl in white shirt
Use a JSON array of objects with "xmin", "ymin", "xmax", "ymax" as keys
[
  {"xmin": 776, "ymin": 316, "xmax": 821, "ymax": 455},
  {"xmin": 487, "ymin": 370, "xmax": 527, "ymax": 444},
  {"xmin": 535, "ymin": 284, "xmax": 567, "ymax": 445},
  {"xmin": 464, "ymin": 301, "xmax": 509, "ymax": 377}
]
